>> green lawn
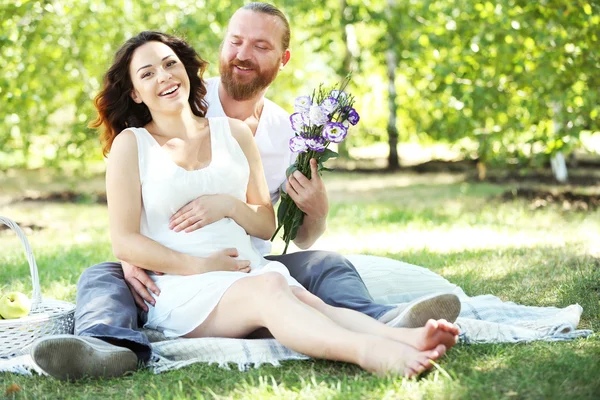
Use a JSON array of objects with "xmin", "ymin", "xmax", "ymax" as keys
[{"xmin": 1, "ymin": 170, "xmax": 599, "ymax": 399}]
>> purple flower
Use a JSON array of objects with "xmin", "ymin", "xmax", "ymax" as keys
[
  {"xmin": 347, "ymin": 109, "xmax": 360, "ymax": 125},
  {"xmin": 330, "ymin": 90, "xmax": 348, "ymax": 101},
  {"xmin": 308, "ymin": 105, "xmax": 330, "ymax": 127},
  {"xmin": 320, "ymin": 97, "xmax": 339, "ymax": 114},
  {"xmin": 305, "ymin": 137, "xmax": 326, "ymax": 152},
  {"xmin": 294, "ymin": 96, "xmax": 312, "ymax": 113},
  {"xmin": 290, "ymin": 112, "xmax": 308, "ymax": 132},
  {"xmin": 322, "ymin": 122, "xmax": 348, "ymax": 143},
  {"xmin": 342, "ymin": 106, "xmax": 360, "ymax": 125},
  {"xmin": 289, "ymin": 136, "xmax": 308, "ymax": 153}
]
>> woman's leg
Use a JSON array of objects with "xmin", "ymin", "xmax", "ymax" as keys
[
  {"xmin": 290, "ymin": 287, "xmax": 459, "ymax": 351},
  {"xmin": 185, "ymin": 272, "xmax": 446, "ymax": 377}
]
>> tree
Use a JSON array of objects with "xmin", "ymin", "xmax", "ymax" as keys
[{"xmin": 1, "ymin": 0, "xmax": 598, "ymax": 172}]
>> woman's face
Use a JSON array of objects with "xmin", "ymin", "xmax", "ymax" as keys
[{"xmin": 129, "ymin": 41, "xmax": 190, "ymax": 114}]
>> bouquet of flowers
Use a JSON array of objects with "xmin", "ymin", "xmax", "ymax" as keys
[{"xmin": 271, "ymin": 77, "xmax": 360, "ymax": 254}]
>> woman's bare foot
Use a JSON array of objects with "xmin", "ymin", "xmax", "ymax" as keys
[
  {"xmin": 360, "ymin": 337, "xmax": 447, "ymax": 378},
  {"xmin": 393, "ymin": 319, "xmax": 459, "ymax": 351}
]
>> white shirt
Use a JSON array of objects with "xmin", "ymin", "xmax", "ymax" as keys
[{"xmin": 204, "ymin": 77, "xmax": 296, "ymax": 255}]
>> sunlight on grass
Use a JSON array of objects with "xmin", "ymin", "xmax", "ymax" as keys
[
  {"xmin": 46, "ymin": 280, "xmax": 78, "ymax": 302},
  {"xmin": 1, "ymin": 171, "xmax": 599, "ymax": 399},
  {"xmin": 221, "ymin": 375, "xmax": 343, "ymax": 399},
  {"xmin": 293, "ymin": 173, "xmax": 600, "ymax": 258},
  {"xmin": 183, "ymin": 370, "xmax": 461, "ymax": 400},
  {"xmin": 325, "ymin": 172, "xmax": 465, "ymax": 194},
  {"xmin": 470, "ymin": 351, "xmax": 510, "ymax": 373}
]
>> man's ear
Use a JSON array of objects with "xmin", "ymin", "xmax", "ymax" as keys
[
  {"xmin": 280, "ymin": 49, "xmax": 291, "ymax": 69},
  {"xmin": 131, "ymin": 89, "xmax": 142, "ymax": 104}
]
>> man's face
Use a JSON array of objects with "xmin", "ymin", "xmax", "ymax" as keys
[{"xmin": 220, "ymin": 9, "xmax": 289, "ymax": 101}]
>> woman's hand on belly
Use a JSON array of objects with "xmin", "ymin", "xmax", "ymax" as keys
[
  {"xmin": 201, "ymin": 248, "xmax": 251, "ymax": 273},
  {"xmin": 169, "ymin": 194, "xmax": 233, "ymax": 233}
]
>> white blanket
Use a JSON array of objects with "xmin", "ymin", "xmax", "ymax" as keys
[{"xmin": 0, "ymin": 255, "xmax": 593, "ymax": 375}]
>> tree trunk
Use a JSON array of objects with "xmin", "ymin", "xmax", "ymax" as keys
[
  {"xmin": 551, "ymin": 102, "xmax": 568, "ymax": 183},
  {"xmin": 385, "ymin": 49, "xmax": 400, "ymax": 170},
  {"xmin": 337, "ymin": 0, "xmax": 357, "ymax": 159},
  {"xmin": 385, "ymin": 0, "xmax": 400, "ymax": 171}
]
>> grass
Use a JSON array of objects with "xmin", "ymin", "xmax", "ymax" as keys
[{"xmin": 1, "ymin": 169, "xmax": 599, "ymax": 399}]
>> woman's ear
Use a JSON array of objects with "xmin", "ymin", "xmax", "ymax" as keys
[{"xmin": 131, "ymin": 89, "xmax": 142, "ymax": 104}]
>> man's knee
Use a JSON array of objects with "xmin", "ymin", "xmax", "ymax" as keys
[
  {"xmin": 77, "ymin": 262, "xmax": 123, "ymax": 290},
  {"xmin": 306, "ymin": 251, "xmax": 359, "ymax": 279}
]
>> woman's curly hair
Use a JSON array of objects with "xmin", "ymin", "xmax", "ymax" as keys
[{"xmin": 90, "ymin": 31, "xmax": 209, "ymax": 156}]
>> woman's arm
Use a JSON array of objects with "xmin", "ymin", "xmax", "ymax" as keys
[
  {"xmin": 226, "ymin": 118, "xmax": 276, "ymax": 239},
  {"xmin": 168, "ymin": 119, "xmax": 275, "ymax": 239},
  {"xmin": 106, "ymin": 130, "xmax": 250, "ymax": 274}
]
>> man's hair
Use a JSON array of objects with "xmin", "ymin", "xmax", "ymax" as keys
[{"xmin": 240, "ymin": 2, "xmax": 290, "ymax": 50}]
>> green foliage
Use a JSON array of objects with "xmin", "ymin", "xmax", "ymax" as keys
[
  {"xmin": 373, "ymin": 0, "xmax": 600, "ymax": 165},
  {"xmin": 0, "ymin": 0, "xmax": 244, "ymax": 168},
  {"xmin": 0, "ymin": 0, "xmax": 598, "ymax": 169}
]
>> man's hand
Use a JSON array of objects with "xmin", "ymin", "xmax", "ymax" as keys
[
  {"xmin": 122, "ymin": 261, "xmax": 163, "ymax": 312},
  {"xmin": 169, "ymin": 194, "xmax": 233, "ymax": 233},
  {"xmin": 206, "ymin": 248, "xmax": 251, "ymax": 273},
  {"xmin": 286, "ymin": 158, "xmax": 329, "ymax": 219}
]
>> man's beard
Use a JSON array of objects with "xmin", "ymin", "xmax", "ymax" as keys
[{"xmin": 219, "ymin": 58, "xmax": 279, "ymax": 101}]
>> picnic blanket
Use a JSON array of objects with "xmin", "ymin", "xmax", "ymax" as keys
[{"xmin": 0, "ymin": 255, "xmax": 593, "ymax": 376}]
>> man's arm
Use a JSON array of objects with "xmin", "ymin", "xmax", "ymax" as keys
[{"xmin": 286, "ymin": 158, "xmax": 329, "ymax": 249}]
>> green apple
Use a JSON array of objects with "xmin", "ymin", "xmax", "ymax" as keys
[{"xmin": 0, "ymin": 292, "xmax": 31, "ymax": 319}]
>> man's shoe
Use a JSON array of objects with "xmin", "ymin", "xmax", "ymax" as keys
[
  {"xmin": 380, "ymin": 293, "xmax": 461, "ymax": 328},
  {"xmin": 31, "ymin": 335, "xmax": 138, "ymax": 380}
]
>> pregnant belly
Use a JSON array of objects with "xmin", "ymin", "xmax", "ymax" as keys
[{"xmin": 146, "ymin": 218, "xmax": 262, "ymax": 264}]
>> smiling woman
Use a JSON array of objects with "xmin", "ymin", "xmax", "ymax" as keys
[
  {"xmin": 131, "ymin": 53, "xmax": 185, "ymax": 102},
  {"xmin": 89, "ymin": 31, "xmax": 209, "ymax": 157}
]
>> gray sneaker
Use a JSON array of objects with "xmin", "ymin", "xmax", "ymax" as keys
[
  {"xmin": 380, "ymin": 293, "xmax": 461, "ymax": 328},
  {"xmin": 31, "ymin": 335, "xmax": 138, "ymax": 380}
]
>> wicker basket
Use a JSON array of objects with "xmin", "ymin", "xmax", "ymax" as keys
[{"xmin": 0, "ymin": 216, "xmax": 75, "ymax": 358}]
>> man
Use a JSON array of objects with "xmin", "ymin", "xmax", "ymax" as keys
[{"xmin": 31, "ymin": 2, "xmax": 459, "ymax": 380}]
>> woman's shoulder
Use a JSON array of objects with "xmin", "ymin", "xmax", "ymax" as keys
[
  {"xmin": 224, "ymin": 118, "xmax": 252, "ymax": 144},
  {"xmin": 112, "ymin": 128, "xmax": 138, "ymax": 148},
  {"xmin": 108, "ymin": 128, "xmax": 141, "ymax": 160}
]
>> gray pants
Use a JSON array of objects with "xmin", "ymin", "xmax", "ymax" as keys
[{"xmin": 75, "ymin": 251, "xmax": 394, "ymax": 363}]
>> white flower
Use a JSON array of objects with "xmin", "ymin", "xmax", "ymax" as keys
[
  {"xmin": 290, "ymin": 112, "xmax": 308, "ymax": 132},
  {"xmin": 305, "ymin": 137, "xmax": 326, "ymax": 152},
  {"xmin": 322, "ymin": 122, "xmax": 348, "ymax": 143},
  {"xmin": 294, "ymin": 96, "xmax": 312, "ymax": 113},
  {"xmin": 320, "ymin": 97, "xmax": 339, "ymax": 114},
  {"xmin": 308, "ymin": 105, "xmax": 330, "ymax": 127},
  {"xmin": 289, "ymin": 136, "xmax": 308, "ymax": 153},
  {"xmin": 330, "ymin": 90, "xmax": 348, "ymax": 101}
]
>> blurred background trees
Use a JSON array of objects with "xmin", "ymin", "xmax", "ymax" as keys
[{"xmin": 1, "ymin": 0, "xmax": 598, "ymax": 174}]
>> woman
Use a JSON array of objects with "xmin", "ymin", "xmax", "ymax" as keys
[{"xmin": 92, "ymin": 31, "xmax": 459, "ymax": 377}]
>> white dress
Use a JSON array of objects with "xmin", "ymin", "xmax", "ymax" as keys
[
  {"xmin": 204, "ymin": 77, "xmax": 296, "ymax": 255},
  {"xmin": 129, "ymin": 117, "xmax": 301, "ymax": 338}
]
